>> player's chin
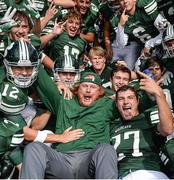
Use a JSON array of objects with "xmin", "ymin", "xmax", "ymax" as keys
[
  {"xmin": 80, "ymin": 99, "xmax": 94, "ymax": 107},
  {"xmin": 69, "ymin": 32, "xmax": 77, "ymax": 37}
]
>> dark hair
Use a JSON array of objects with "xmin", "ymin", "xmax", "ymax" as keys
[
  {"xmin": 143, "ymin": 56, "xmax": 164, "ymax": 73},
  {"xmin": 13, "ymin": 10, "xmax": 33, "ymax": 30},
  {"xmin": 116, "ymin": 85, "xmax": 139, "ymax": 101},
  {"xmin": 111, "ymin": 65, "xmax": 131, "ymax": 81}
]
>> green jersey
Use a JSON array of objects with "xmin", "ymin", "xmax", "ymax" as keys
[
  {"xmin": 160, "ymin": 137, "xmax": 174, "ymax": 173},
  {"xmin": 34, "ymin": 0, "xmax": 48, "ymax": 17},
  {"xmin": 0, "ymin": 0, "xmax": 7, "ymax": 18},
  {"xmin": 111, "ymin": 0, "xmax": 159, "ymax": 44},
  {"xmin": 0, "ymin": 67, "xmax": 28, "ymax": 166},
  {"xmin": 110, "ymin": 107, "xmax": 165, "ymax": 177},
  {"xmin": 0, "ymin": 81, "xmax": 28, "ymax": 115},
  {"xmin": 85, "ymin": 64, "xmax": 112, "ymax": 88},
  {"xmin": 49, "ymin": 32, "xmax": 86, "ymax": 64},
  {"xmin": 34, "ymin": 66, "xmax": 118, "ymax": 152},
  {"xmin": 159, "ymin": 73, "xmax": 174, "ymax": 174}
]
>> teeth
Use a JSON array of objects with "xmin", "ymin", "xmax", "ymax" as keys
[
  {"xmin": 84, "ymin": 96, "xmax": 91, "ymax": 100},
  {"xmin": 123, "ymin": 107, "xmax": 131, "ymax": 110}
]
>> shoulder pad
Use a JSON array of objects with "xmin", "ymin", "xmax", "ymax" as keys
[{"xmin": 0, "ymin": 81, "xmax": 28, "ymax": 114}]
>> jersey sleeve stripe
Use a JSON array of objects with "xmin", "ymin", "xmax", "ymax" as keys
[
  {"xmin": 144, "ymin": 0, "xmax": 158, "ymax": 15},
  {"xmin": 0, "ymin": 102, "xmax": 26, "ymax": 114},
  {"xmin": 10, "ymin": 134, "xmax": 24, "ymax": 147}
]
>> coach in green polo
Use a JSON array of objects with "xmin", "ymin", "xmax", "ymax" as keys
[{"xmin": 20, "ymin": 69, "xmax": 118, "ymax": 179}]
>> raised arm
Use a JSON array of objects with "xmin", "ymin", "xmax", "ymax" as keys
[
  {"xmin": 48, "ymin": 0, "xmax": 76, "ymax": 8},
  {"xmin": 138, "ymin": 71, "xmax": 174, "ymax": 136}
]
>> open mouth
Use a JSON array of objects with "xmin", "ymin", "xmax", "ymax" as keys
[
  {"xmin": 122, "ymin": 106, "xmax": 132, "ymax": 116},
  {"xmin": 69, "ymin": 28, "xmax": 77, "ymax": 35},
  {"xmin": 84, "ymin": 95, "xmax": 91, "ymax": 101}
]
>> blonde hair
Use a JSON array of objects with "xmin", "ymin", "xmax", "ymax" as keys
[
  {"xmin": 89, "ymin": 46, "xmax": 106, "ymax": 58},
  {"xmin": 64, "ymin": 9, "xmax": 82, "ymax": 24}
]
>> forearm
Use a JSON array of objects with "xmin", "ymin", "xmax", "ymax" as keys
[
  {"xmin": 24, "ymin": 127, "xmax": 55, "ymax": 142},
  {"xmin": 80, "ymin": 32, "xmax": 95, "ymax": 43},
  {"xmin": 104, "ymin": 21, "xmax": 111, "ymax": 47},
  {"xmin": 31, "ymin": 110, "xmax": 51, "ymax": 130},
  {"xmin": 52, "ymin": 0, "xmax": 75, "ymax": 7},
  {"xmin": 156, "ymin": 89, "xmax": 173, "ymax": 136},
  {"xmin": 40, "ymin": 32, "xmax": 57, "ymax": 48},
  {"xmin": 40, "ymin": 17, "xmax": 52, "ymax": 31},
  {"xmin": 41, "ymin": 54, "xmax": 54, "ymax": 69},
  {"xmin": 31, "ymin": 18, "xmax": 41, "ymax": 35}
]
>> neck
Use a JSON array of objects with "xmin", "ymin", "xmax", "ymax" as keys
[{"xmin": 95, "ymin": 64, "xmax": 105, "ymax": 75}]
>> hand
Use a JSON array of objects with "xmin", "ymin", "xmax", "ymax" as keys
[
  {"xmin": 60, "ymin": 127, "xmax": 85, "ymax": 143},
  {"xmin": 23, "ymin": 0, "xmax": 40, "ymax": 19},
  {"xmin": 119, "ymin": 9, "xmax": 129, "ymax": 27},
  {"xmin": 0, "ymin": 7, "xmax": 17, "ymax": 32},
  {"xmin": 56, "ymin": 81, "xmax": 73, "ymax": 100},
  {"xmin": 45, "ymin": 2, "xmax": 58, "ymax": 21},
  {"xmin": 137, "ymin": 71, "xmax": 163, "ymax": 96},
  {"xmin": 161, "ymin": 71, "xmax": 173, "ymax": 86},
  {"xmin": 156, "ymin": 18, "xmax": 170, "ymax": 30},
  {"xmin": 52, "ymin": 19, "xmax": 66, "ymax": 36},
  {"xmin": 142, "ymin": 47, "xmax": 151, "ymax": 57},
  {"xmin": 116, "ymin": 60, "xmax": 128, "ymax": 67}
]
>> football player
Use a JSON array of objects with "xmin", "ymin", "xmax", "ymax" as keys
[
  {"xmin": 0, "ymin": 39, "xmax": 40, "ymax": 178},
  {"xmin": 86, "ymin": 46, "xmax": 113, "ymax": 89},
  {"xmin": 111, "ymin": 80, "xmax": 173, "ymax": 179},
  {"xmin": 111, "ymin": 0, "xmax": 169, "ymax": 58},
  {"xmin": 41, "ymin": 9, "xmax": 86, "ymax": 68},
  {"xmin": 161, "ymin": 24, "xmax": 174, "ymax": 74},
  {"xmin": 142, "ymin": 56, "xmax": 174, "ymax": 178},
  {"xmin": 0, "ymin": 40, "xmax": 83, "ymax": 178}
]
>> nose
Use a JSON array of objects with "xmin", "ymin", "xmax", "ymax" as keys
[
  {"xmin": 18, "ymin": 26, "xmax": 24, "ymax": 34},
  {"xmin": 119, "ymin": 78, "xmax": 124, "ymax": 85},
  {"xmin": 86, "ymin": 86, "xmax": 91, "ymax": 93},
  {"xmin": 72, "ymin": 22, "xmax": 76, "ymax": 27},
  {"xmin": 66, "ymin": 74, "xmax": 72, "ymax": 80},
  {"xmin": 123, "ymin": 98, "xmax": 129, "ymax": 104},
  {"xmin": 21, "ymin": 68, "xmax": 28, "ymax": 76}
]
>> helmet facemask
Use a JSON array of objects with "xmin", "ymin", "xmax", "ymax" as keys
[
  {"xmin": 162, "ymin": 24, "xmax": 174, "ymax": 58},
  {"xmin": 54, "ymin": 55, "xmax": 80, "ymax": 89},
  {"xmin": 4, "ymin": 40, "xmax": 40, "ymax": 88},
  {"xmin": 54, "ymin": 68, "xmax": 80, "ymax": 90}
]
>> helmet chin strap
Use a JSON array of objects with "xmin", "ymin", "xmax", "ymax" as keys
[{"xmin": 14, "ymin": 76, "xmax": 32, "ymax": 88}]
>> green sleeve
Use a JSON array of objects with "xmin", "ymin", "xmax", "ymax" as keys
[
  {"xmin": 137, "ymin": 0, "xmax": 159, "ymax": 20},
  {"xmin": 34, "ymin": 65, "xmax": 60, "ymax": 114},
  {"xmin": 110, "ymin": 15, "xmax": 119, "ymax": 30}
]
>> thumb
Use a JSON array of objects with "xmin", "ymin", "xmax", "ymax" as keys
[
  {"xmin": 157, "ymin": 78, "xmax": 163, "ymax": 85},
  {"xmin": 65, "ymin": 126, "xmax": 72, "ymax": 132}
]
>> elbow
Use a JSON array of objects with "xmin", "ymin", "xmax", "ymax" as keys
[
  {"xmin": 158, "ymin": 121, "xmax": 174, "ymax": 136},
  {"xmin": 161, "ymin": 126, "xmax": 174, "ymax": 136}
]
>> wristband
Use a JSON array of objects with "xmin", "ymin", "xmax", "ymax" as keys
[{"xmin": 34, "ymin": 130, "xmax": 48, "ymax": 143}]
